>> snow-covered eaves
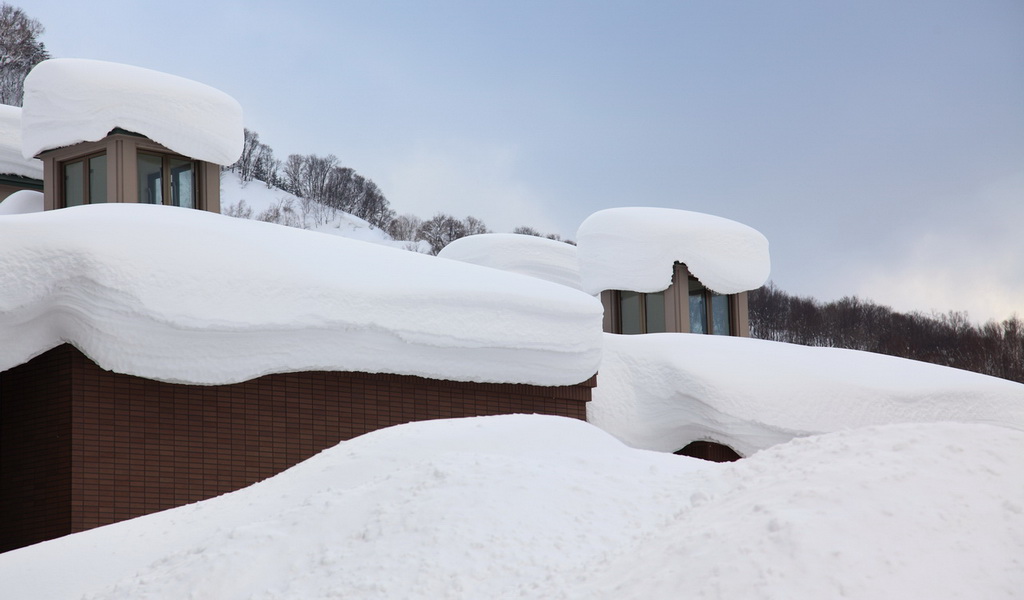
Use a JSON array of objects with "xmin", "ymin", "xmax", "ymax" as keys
[
  {"xmin": 590, "ymin": 333, "xmax": 1024, "ymax": 457},
  {"xmin": 21, "ymin": 58, "xmax": 243, "ymax": 165},
  {"xmin": 0, "ymin": 105, "xmax": 42, "ymax": 180},
  {"xmin": 0, "ymin": 204, "xmax": 603, "ymax": 386},
  {"xmin": 438, "ymin": 233, "xmax": 583, "ymax": 290},
  {"xmin": 576, "ymin": 207, "xmax": 770, "ymax": 295}
]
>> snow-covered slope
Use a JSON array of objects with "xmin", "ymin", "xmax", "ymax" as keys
[
  {"xmin": 591, "ymin": 333, "xmax": 1024, "ymax": 456},
  {"xmin": 21, "ymin": 58, "xmax": 243, "ymax": 165},
  {"xmin": 0, "ymin": 414, "xmax": 1020, "ymax": 599},
  {"xmin": 576, "ymin": 207, "xmax": 770, "ymax": 294},
  {"xmin": 0, "ymin": 204, "xmax": 602, "ymax": 386},
  {"xmin": 0, "ymin": 105, "xmax": 42, "ymax": 179},
  {"xmin": 438, "ymin": 232, "xmax": 582, "ymax": 290}
]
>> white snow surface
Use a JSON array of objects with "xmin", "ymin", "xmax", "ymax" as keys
[
  {"xmin": 21, "ymin": 58, "xmax": 243, "ymax": 165},
  {"xmin": 0, "ymin": 203, "xmax": 602, "ymax": 385},
  {"xmin": 0, "ymin": 105, "xmax": 42, "ymax": 179},
  {"xmin": 0, "ymin": 189, "xmax": 42, "ymax": 215},
  {"xmin": 1, "ymin": 414, "xmax": 1021, "ymax": 599},
  {"xmin": 576, "ymin": 207, "xmax": 771, "ymax": 295},
  {"xmin": 591, "ymin": 333, "xmax": 1024, "ymax": 457},
  {"xmin": 438, "ymin": 233, "xmax": 583, "ymax": 290},
  {"xmin": 220, "ymin": 171, "xmax": 430, "ymax": 251}
]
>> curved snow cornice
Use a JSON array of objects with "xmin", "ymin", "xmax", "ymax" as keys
[
  {"xmin": 0, "ymin": 105, "xmax": 42, "ymax": 179},
  {"xmin": 576, "ymin": 207, "xmax": 770, "ymax": 295},
  {"xmin": 21, "ymin": 58, "xmax": 244, "ymax": 165},
  {"xmin": 0, "ymin": 204, "xmax": 603, "ymax": 386},
  {"xmin": 438, "ymin": 233, "xmax": 582, "ymax": 290}
]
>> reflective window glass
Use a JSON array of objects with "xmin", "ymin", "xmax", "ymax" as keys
[
  {"xmin": 711, "ymin": 293, "xmax": 731, "ymax": 335},
  {"xmin": 89, "ymin": 155, "xmax": 107, "ymax": 203},
  {"xmin": 688, "ymin": 279, "xmax": 707, "ymax": 334},
  {"xmin": 63, "ymin": 160, "xmax": 84, "ymax": 207},
  {"xmin": 169, "ymin": 158, "xmax": 194, "ymax": 208},
  {"xmin": 138, "ymin": 152, "xmax": 163, "ymax": 204},
  {"xmin": 645, "ymin": 290, "xmax": 666, "ymax": 333},
  {"xmin": 619, "ymin": 291, "xmax": 642, "ymax": 335}
]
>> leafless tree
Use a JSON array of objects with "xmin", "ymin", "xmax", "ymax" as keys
[{"xmin": 0, "ymin": 4, "xmax": 48, "ymax": 106}]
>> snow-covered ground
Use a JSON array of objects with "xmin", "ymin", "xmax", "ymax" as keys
[
  {"xmin": 438, "ymin": 232, "xmax": 582, "ymax": 289},
  {"xmin": 0, "ymin": 203, "xmax": 603, "ymax": 386},
  {"xmin": 0, "ymin": 414, "xmax": 1020, "ymax": 599}
]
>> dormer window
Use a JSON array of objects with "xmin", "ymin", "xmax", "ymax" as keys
[{"xmin": 603, "ymin": 263, "xmax": 749, "ymax": 337}]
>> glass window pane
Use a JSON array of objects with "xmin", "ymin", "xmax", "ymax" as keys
[
  {"xmin": 169, "ymin": 158, "xmax": 194, "ymax": 208},
  {"xmin": 688, "ymin": 279, "xmax": 707, "ymax": 334},
  {"xmin": 645, "ymin": 290, "xmax": 666, "ymax": 333},
  {"xmin": 619, "ymin": 291, "xmax": 642, "ymax": 335},
  {"xmin": 138, "ymin": 153, "xmax": 163, "ymax": 204},
  {"xmin": 89, "ymin": 155, "xmax": 107, "ymax": 203},
  {"xmin": 63, "ymin": 160, "xmax": 84, "ymax": 207},
  {"xmin": 711, "ymin": 293, "xmax": 731, "ymax": 335}
]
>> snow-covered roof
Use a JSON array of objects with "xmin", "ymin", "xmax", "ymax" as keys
[
  {"xmin": 576, "ymin": 207, "xmax": 770, "ymax": 295},
  {"xmin": 438, "ymin": 233, "xmax": 583, "ymax": 290},
  {"xmin": 0, "ymin": 105, "xmax": 42, "ymax": 180},
  {"xmin": 2, "ymin": 414, "xmax": 1021, "ymax": 599},
  {"xmin": 0, "ymin": 190, "xmax": 42, "ymax": 215},
  {"xmin": 590, "ymin": 333, "xmax": 1024, "ymax": 457},
  {"xmin": 21, "ymin": 58, "xmax": 244, "ymax": 165},
  {"xmin": 0, "ymin": 204, "xmax": 603, "ymax": 386}
]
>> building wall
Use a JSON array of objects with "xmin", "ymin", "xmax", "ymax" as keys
[{"xmin": 0, "ymin": 345, "xmax": 593, "ymax": 552}]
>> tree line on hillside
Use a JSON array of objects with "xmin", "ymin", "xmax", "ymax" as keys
[
  {"xmin": 0, "ymin": 3, "xmax": 49, "ymax": 105},
  {"xmin": 227, "ymin": 128, "xmax": 572, "ymax": 253},
  {"xmin": 748, "ymin": 283, "xmax": 1024, "ymax": 384}
]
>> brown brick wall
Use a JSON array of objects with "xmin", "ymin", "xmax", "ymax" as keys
[{"xmin": 1, "ymin": 344, "xmax": 593, "ymax": 552}]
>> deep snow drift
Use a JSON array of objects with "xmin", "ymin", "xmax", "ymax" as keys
[
  {"xmin": 0, "ymin": 189, "xmax": 42, "ymax": 215},
  {"xmin": 576, "ymin": 207, "xmax": 771, "ymax": 295},
  {"xmin": 0, "ymin": 105, "xmax": 42, "ymax": 179},
  {"xmin": 0, "ymin": 204, "xmax": 602, "ymax": 385},
  {"xmin": 0, "ymin": 414, "xmax": 1020, "ymax": 599},
  {"xmin": 591, "ymin": 333, "xmax": 1024, "ymax": 456},
  {"xmin": 438, "ymin": 232, "xmax": 582, "ymax": 290},
  {"xmin": 21, "ymin": 58, "xmax": 243, "ymax": 165}
]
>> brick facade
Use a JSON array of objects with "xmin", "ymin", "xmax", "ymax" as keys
[{"xmin": 0, "ymin": 344, "xmax": 593, "ymax": 552}]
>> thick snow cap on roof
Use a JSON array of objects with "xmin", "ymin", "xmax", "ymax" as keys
[
  {"xmin": 576, "ymin": 207, "xmax": 770, "ymax": 295},
  {"xmin": 0, "ymin": 105, "xmax": 42, "ymax": 179},
  {"xmin": 0, "ymin": 204, "xmax": 603, "ymax": 386},
  {"xmin": 21, "ymin": 58, "xmax": 243, "ymax": 165},
  {"xmin": 438, "ymin": 233, "xmax": 583, "ymax": 290}
]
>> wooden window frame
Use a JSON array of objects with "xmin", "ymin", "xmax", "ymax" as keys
[
  {"xmin": 59, "ymin": 151, "xmax": 107, "ymax": 208},
  {"xmin": 137, "ymin": 151, "xmax": 199, "ymax": 208}
]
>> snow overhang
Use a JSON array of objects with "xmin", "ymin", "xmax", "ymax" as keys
[
  {"xmin": 438, "ymin": 233, "xmax": 583, "ymax": 290},
  {"xmin": 0, "ymin": 105, "xmax": 42, "ymax": 180},
  {"xmin": 576, "ymin": 207, "xmax": 770, "ymax": 295}
]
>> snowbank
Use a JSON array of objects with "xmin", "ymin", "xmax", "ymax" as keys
[
  {"xmin": 438, "ymin": 233, "xmax": 582, "ymax": 290},
  {"xmin": 0, "ymin": 204, "xmax": 602, "ymax": 385},
  {"xmin": 0, "ymin": 189, "xmax": 42, "ymax": 215},
  {"xmin": 591, "ymin": 333, "xmax": 1024, "ymax": 456},
  {"xmin": 21, "ymin": 58, "xmax": 243, "ymax": 165},
  {"xmin": 576, "ymin": 207, "xmax": 770, "ymax": 295},
  {"xmin": 0, "ymin": 105, "xmax": 42, "ymax": 179},
  {"xmin": 0, "ymin": 414, "xmax": 1020, "ymax": 599}
]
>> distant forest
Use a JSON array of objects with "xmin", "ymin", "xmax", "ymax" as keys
[{"xmin": 748, "ymin": 283, "xmax": 1024, "ymax": 384}]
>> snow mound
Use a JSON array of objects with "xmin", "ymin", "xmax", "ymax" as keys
[
  {"xmin": 591, "ymin": 333, "xmax": 1024, "ymax": 456},
  {"xmin": 0, "ymin": 204, "xmax": 602, "ymax": 385},
  {"xmin": 1, "ymin": 415, "xmax": 1021, "ymax": 599},
  {"xmin": 0, "ymin": 190, "xmax": 42, "ymax": 215},
  {"xmin": 576, "ymin": 207, "xmax": 770, "ymax": 294},
  {"xmin": 21, "ymin": 58, "xmax": 243, "ymax": 165},
  {"xmin": 0, "ymin": 105, "xmax": 42, "ymax": 179},
  {"xmin": 438, "ymin": 233, "xmax": 582, "ymax": 290}
]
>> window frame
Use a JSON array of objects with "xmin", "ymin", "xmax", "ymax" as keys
[
  {"xmin": 137, "ymin": 150, "xmax": 199, "ymax": 208},
  {"xmin": 59, "ymin": 151, "xmax": 108, "ymax": 208}
]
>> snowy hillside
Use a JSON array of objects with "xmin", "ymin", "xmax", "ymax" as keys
[
  {"xmin": 221, "ymin": 171, "xmax": 429, "ymax": 252},
  {"xmin": 0, "ymin": 414, "xmax": 1021, "ymax": 599}
]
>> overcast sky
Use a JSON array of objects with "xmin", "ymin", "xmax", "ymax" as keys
[{"xmin": 26, "ymin": 0, "xmax": 1024, "ymax": 323}]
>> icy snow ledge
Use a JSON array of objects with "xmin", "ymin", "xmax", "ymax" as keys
[
  {"xmin": 576, "ymin": 207, "xmax": 770, "ymax": 295},
  {"xmin": 0, "ymin": 204, "xmax": 603, "ymax": 386},
  {"xmin": 591, "ymin": 333, "xmax": 1024, "ymax": 456},
  {"xmin": 22, "ymin": 58, "xmax": 243, "ymax": 165},
  {"xmin": 0, "ymin": 105, "xmax": 42, "ymax": 179},
  {"xmin": 438, "ymin": 233, "xmax": 582, "ymax": 290}
]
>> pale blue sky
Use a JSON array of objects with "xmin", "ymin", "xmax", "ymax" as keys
[{"xmin": 26, "ymin": 0, "xmax": 1024, "ymax": 322}]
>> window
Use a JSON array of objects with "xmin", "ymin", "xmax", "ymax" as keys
[
  {"xmin": 689, "ymin": 277, "xmax": 732, "ymax": 336},
  {"xmin": 618, "ymin": 289, "xmax": 667, "ymax": 334},
  {"xmin": 138, "ymin": 152, "xmax": 197, "ymax": 208},
  {"xmin": 62, "ymin": 154, "xmax": 107, "ymax": 207}
]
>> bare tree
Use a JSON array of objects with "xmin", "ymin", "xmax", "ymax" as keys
[
  {"xmin": 0, "ymin": 4, "xmax": 48, "ymax": 106},
  {"xmin": 417, "ymin": 213, "xmax": 467, "ymax": 255},
  {"xmin": 388, "ymin": 213, "xmax": 422, "ymax": 241},
  {"xmin": 463, "ymin": 216, "xmax": 489, "ymax": 236}
]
